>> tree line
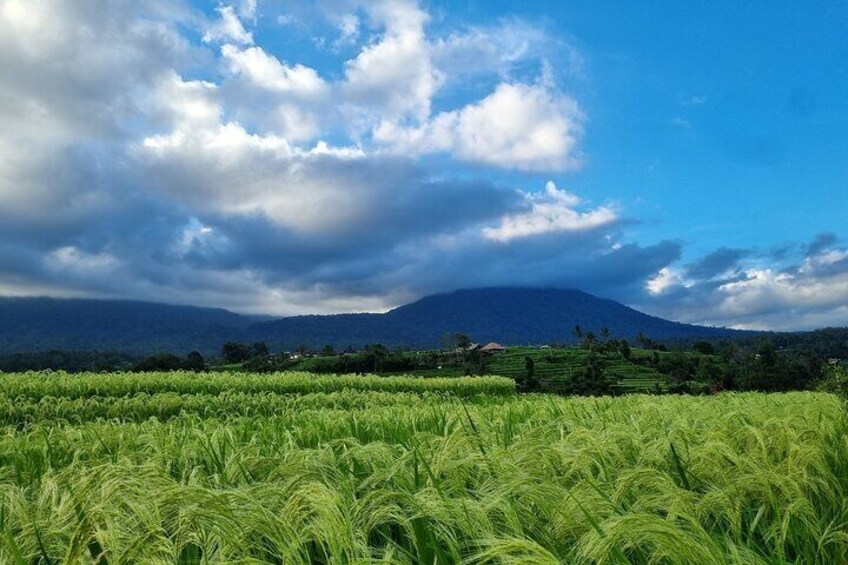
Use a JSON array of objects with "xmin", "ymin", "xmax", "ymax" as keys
[{"xmin": 0, "ymin": 329, "xmax": 842, "ymax": 399}]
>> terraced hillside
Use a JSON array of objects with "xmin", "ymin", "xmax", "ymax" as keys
[{"xmin": 484, "ymin": 347, "xmax": 672, "ymax": 392}]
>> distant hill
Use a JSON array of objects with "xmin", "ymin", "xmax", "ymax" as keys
[
  {"xmin": 0, "ymin": 297, "xmax": 259, "ymax": 355},
  {"xmin": 248, "ymin": 288, "xmax": 748, "ymax": 350},
  {"xmin": 0, "ymin": 288, "xmax": 750, "ymax": 355}
]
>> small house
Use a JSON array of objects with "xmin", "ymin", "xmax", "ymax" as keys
[{"xmin": 479, "ymin": 342, "xmax": 506, "ymax": 354}]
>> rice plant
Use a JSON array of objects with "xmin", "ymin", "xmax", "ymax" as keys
[
  {"xmin": 0, "ymin": 371, "xmax": 845, "ymax": 563},
  {"xmin": 0, "ymin": 371, "xmax": 515, "ymax": 401}
]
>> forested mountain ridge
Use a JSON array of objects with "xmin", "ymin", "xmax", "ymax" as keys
[
  {"xmin": 0, "ymin": 288, "xmax": 749, "ymax": 354},
  {"xmin": 248, "ymin": 288, "xmax": 747, "ymax": 350},
  {"xmin": 0, "ymin": 297, "xmax": 258, "ymax": 355}
]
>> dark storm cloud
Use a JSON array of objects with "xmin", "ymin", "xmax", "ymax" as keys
[
  {"xmin": 807, "ymin": 232, "xmax": 838, "ymax": 257},
  {"xmin": 684, "ymin": 247, "xmax": 747, "ymax": 280},
  {"xmin": 375, "ymin": 233, "xmax": 682, "ymax": 302},
  {"xmin": 0, "ymin": 128, "xmax": 655, "ymax": 312}
]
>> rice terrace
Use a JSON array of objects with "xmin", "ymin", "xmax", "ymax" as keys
[{"xmin": 2, "ymin": 0, "xmax": 848, "ymax": 563}]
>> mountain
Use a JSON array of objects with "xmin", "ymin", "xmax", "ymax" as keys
[
  {"xmin": 0, "ymin": 288, "xmax": 748, "ymax": 355},
  {"xmin": 0, "ymin": 297, "xmax": 260, "ymax": 355},
  {"xmin": 248, "ymin": 288, "xmax": 747, "ymax": 350}
]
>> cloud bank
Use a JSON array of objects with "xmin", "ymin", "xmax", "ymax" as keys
[
  {"xmin": 640, "ymin": 236, "xmax": 848, "ymax": 331},
  {"xmin": 0, "ymin": 0, "xmax": 844, "ymax": 329}
]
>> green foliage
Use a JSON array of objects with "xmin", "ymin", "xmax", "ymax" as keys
[
  {"xmin": 692, "ymin": 340, "xmax": 715, "ymax": 355},
  {"xmin": 221, "ymin": 342, "xmax": 258, "ymax": 363},
  {"xmin": 552, "ymin": 350, "xmax": 617, "ymax": 396},
  {"xmin": 695, "ymin": 356, "xmax": 721, "ymax": 385},
  {"xmin": 515, "ymin": 356, "xmax": 540, "ymax": 393},
  {"xmin": 0, "ymin": 372, "xmax": 845, "ymax": 564},
  {"xmin": 767, "ymin": 327, "xmax": 848, "ymax": 360},
  {"xmin": 0, "ymin": 325, "xmax": 834, "ymax": 397},
  {"xmin": 485, "ymin": 347, "xmax": 669, "ymax": 394},
  {"xmin": 246, "ymin": 345, "xmax": 424, "ymax": 375},
  {"xmin": 185, "ymin": 351, "xmax": 206, "ymax": 371},
  {"xmin": 661, "ymin": 349, "xmax": 693, "ymax": 392},
  {"xmin": 817, "ymin": 364, "xmax": 848, "ymax": 397},
  {"xmin": 0, "ymin": 350, "xmax": 135, "ymax": 372},
  {"xmin": 133, "ymin": 351, "xmax": 206, "ymax": 372},
  {"xmin": 0, "ymin": 371, "xmax": 514, "ymax": 402},
  {"xmin": 618, "ymin": 339, "xmax": 632, "ymax": 360}
]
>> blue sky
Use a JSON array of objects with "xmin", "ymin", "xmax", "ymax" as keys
[{"xmin": 0, "ymin": 0, "xmax": 846, "ymax": 330}]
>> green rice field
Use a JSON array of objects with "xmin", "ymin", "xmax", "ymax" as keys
[
  {"xmin": 483, "ymin": 348, "xmax": 670, "ymax": 393},
  {"xmin": 0, "ymin": 371, "xmax": 846, "ymax": 563}
]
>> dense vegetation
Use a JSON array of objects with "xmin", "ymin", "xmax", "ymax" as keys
[
  {"xmin": 1, "ymin": 294, "xmax": 844, "ymax": 400},
  {"xmin": 0, "ymin": 371, "xmax": 845, "ymax": 563},
  {"xmin": 818, "ymin": 364, "xmax": 848, "ymax": 397},
  {"xmin": 0, "ymin": 350, "xmax": 136, "ymax": 373},
  {"xmin": 239, "ymin": 332, "xmax": 832, "ymax": 396},
  {"xmin": 0, "ymin": 330, "xmax": 837, "ymax": 399}
]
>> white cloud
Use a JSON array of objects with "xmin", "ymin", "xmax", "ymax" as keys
[
  {"xmin": 638, "ymin": 243, "xmax": 848, "ymax": 330},
  {"xmin": 333, "ymin": 1, "xmax": 584, "ymax": 171},
  {"xmin": 334, "ymin": 13, "xmax": 360, "ymax": 46},
  {"xmin": 0, "ymin": 0, "xmax": 705, "ymax": 324},
  {"xmin": 682, "ymin": 95, "xmax": 707, "ymax": 106},
  {"xmin": 238, "ymin": 0, "xmax": 258, "ymax": 21},
  {"xmin": 451, "ymin": 82, "xmax": 583, "ymax": 170},
  {"xmin": 341, "ymin": 0, "xmax": 440, "ymax": 124},
  {"xmin": 151, "ymin": 71, "xmax": 222, "ymax": 129},
  {"xmin": 48, "ymin": 246, "xmax": 120, "ymax": 274},
  {"xmin": 139, "ymin": 119, "xmax": 377, "ymax": 233},
  {"xmin": 0, "ymin": 0, "xmax": 193, "ymax": 138},
  {"xmin": 0, "ymin": 0, "xmax": 194, "ymax": 220},
  {"xmin": 203, "ymin": 5, "xmax": 253, "ymax": 45},
  {"xmin": 375, "ymin": 82, "xmax": 584, "ymax": 171},
  {"xmin": 799, "ymin": 248, "xmax": 848, "ymax": 274},
  {"xmin": 483, "ymin": 181, "xmax": 616, "ymax": 242},
  {"xmin": 646, "ymin": 267, "xmax": 686, "ymax": 295},
  {"xmin": 219, "ymin": 44, "xmax": 330, "ymax": 141},
  {"xmin": 715, "ymin": 265, "xmax": 848, "ymax": 323},
  {"xmin": 190, "ymin": 0, "xmax": 585, "ymax": 172},
  {"xmin": 222, "ymin": 45, "xmax": 327, "ymax": 97},
  {"xmin": 430, "ymin": 19, "xmax": 570, "ymax": 81}
]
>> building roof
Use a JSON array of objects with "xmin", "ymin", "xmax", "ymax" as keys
[{"xmin": 479, "ymin": 342, "xmax": 506, "ymax": 352}]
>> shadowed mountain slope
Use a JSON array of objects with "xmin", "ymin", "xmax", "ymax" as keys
[
  {"xmin": 0, "ymin": 297, "xmax": 258, "ymax": 355},
  {"xmin": 0, "ymin": 288, "xmax": 748, "ymax": 355},
  {"xmin": 248, "ymin": 288, "xmax": 746, "ymax": 350}
]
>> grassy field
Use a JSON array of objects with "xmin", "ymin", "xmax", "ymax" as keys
[{"xmin": 1, "ymin": 371, "xmax": 846, "ymax": 563}]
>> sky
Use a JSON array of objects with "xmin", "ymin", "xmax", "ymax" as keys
[{"xmin": 0, "ymin": 0, "xmax": 847, "ymax": 330}]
